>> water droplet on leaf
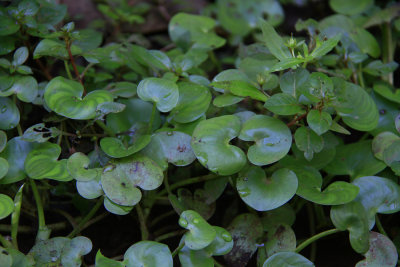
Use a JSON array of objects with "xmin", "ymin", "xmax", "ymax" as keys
[
  {"xmin": 221, "ymin": 232, "xmax": 232, "ymax": 242},
  {"xmin": 238, "ymin": 188, "xmax": 251, "ymax": 197},
  {"xmin": 179, "ymin": 218, "xmax": 188, "ymax": 228}
]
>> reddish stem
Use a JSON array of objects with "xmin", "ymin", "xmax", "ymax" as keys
[
  {"xmin": 65, "ymin": 38, "xmax": 86, "ymax": 94},
  {"xmin": 287, "ymin": 112, "xmax": 308, "ymax": 127}
]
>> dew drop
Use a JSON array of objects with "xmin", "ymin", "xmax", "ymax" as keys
[
  {"xmin": 238, "ymin": 188, "xmax": 251, "ymax": 197},
  {"xmin": 221, "ymin": 232, "xmax": 232, "ymax": 242},
  {"xmin": 167, "ymin": 131, "xmax": 173, "ymax": 136},
  {"xmin": 179, "ymin": 218, "xmax": 188, "ymax": 228}
]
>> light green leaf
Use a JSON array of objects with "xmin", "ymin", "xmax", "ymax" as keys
[
  {"xmin": 67, "ymin": 152, "xmax": 100, "ymax": 182},
  {"xmin": 210, "ymin": 80, "xmax": 267, "ymax": 102},
  {"xmin": 329, "ymin": 0, "xmax": 373, "ymax": 15},
  {"xmin": 213, "ymin": 94, "xmax": 244, "ymax": 107},
  {"xmin": 279, "ymin": 68, "xmax": 309, "ymax": 97},
  {"xmin": 44, "ymin": 77, "xmax": 114, "ymax": 120},
  {"xmin": 103, "ymin": 197, "xmax": 133, "ymax": 215},
  {"xmin": 137, "ymin": 78, "xmax": 179, "ymax": 112},
  {"xmin": 264, "ymin": 93, "xmax": 303, "ymax": 115},
  {"xmin": 124, "ymin": 241, "xmax": 173, "ymax": 267},
  {"xmin": 263, "ymin": 252, "xmax": 314, "ymax": 266},
  {"xmin": 239, "ymin": 115, "xmax": 292, "ymax": 166},
  {"xmin": 95, "ymin": 250, "xmax": 124, "ymax": 267},
  {"xmin": 22, "ymin": 123, "xmax": 60, "ymax": 143},
  {"xmin": 260, "ymin": 20, "xmax": 291, "ymax": 61},
  {"xmin": 100, "ymin": 135, "xmax": 151, "ymax": 158},
  {"xmin": 307, "ymin": 110, "xmax": 332, "ymax": 135},
  {"xmin": 0, "ymin": 76, "xmax": 38, "ymax": 103},
  {"xmin": 0, "ymin": 194, "xmax": 14, "ymax": 220},
  {"xmin": 310, "ymin": 34, "xmax": 341, "ymax": 58},
  {"xmin": 33, "ymin": 39, "xmax": 82, "ymax": 59},
  {"xmin": 13, "ymin": 47, "xmax": 29, "ymax": 66},
  {"xmin": 192, "ymin": 115, "xmax": 246, "ymax": 175},
  {"xmin": 237, "ymin": 166, "xmax": 297, "ymax": 211}
]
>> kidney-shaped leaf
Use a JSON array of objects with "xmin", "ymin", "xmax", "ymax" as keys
[
  {"xmin": 25, "ymin": 142, "xmax": 72, "ymax": 181},
  {"xmin": 330, "ymin": 201, "xmax": 370, "ymax": 253},
  {"xmin": 239, "ymin": 115, "xmax": 292, "ymax": 166},
  {"xmin": 0, "ymin": 194, "xmax": 14, "ymax": 220},
  {"xmin": 372, "ymin": 132, "xmax": 400, "ymax": 161},
  {"xmin": 179, "ymin": 210, "xmax": 216, "ymax": 250},
  {"xmin": 142, "ymin": 131, "xmax": 196, "ymax": 170},
  {"xmin": 44, "ymin": 76, "xmax": 113, "ymax": 120},
  {"xmin": 137, "ymin": 77, "xmax": 179, "ymax": 113},
  {"xmin": 178, "ymin": 245, "xmax": 213, "ymax": 267},
  {"xmin": 124, "ymin": 241, "xmax": 173, "ymax": 267},
  {"xmin": 263, "ymin": 251, "xmax": 314, "ymax": 267},
  {"xmin": 355, "ymin": 232, "xmax": 398, "ymax": 267},
  {"xmin": 0, "ymin": 96, "xmax": 20, "ymax": 130},
  {"xmin": 95, "ymin": 250, "xmax": 125, "ymax": 267},
  {"xmin": 0, "ymin": 76, "xmax": 38, "ymax": 103},
  {"xmin": 236, "ymin": 166, "xmax": 298, "ymax": 211},
  {"xmin": 352, "ymin": 176, "xmax": 400, "ymax": 229},
  {"xmin": 67, "ymin": 152, "xmax": 100, "ymax": 182},
  {"xmin": 294, "ymin": 127, "xmax": 324, "ymax": 161},
  {"xmin": 192, "ymin": 115, "xmax": 246, "ymax": 175},
  {"xmin": 264, "ymin": 224, "xmax": 296, "ymax": 257},
  {"xmin": 204, "ymin": 226, "xmax": 233, "ymax": 256},
  {"xmin": 100, "ymin": 135, "xmax": 151, "ymax": 158},
  {"xmin": 61, "ymin": 236, "xmax": 92, "ymax": 267},
  {"xmin": 103, "ymin": 197, "xmax": 133, "ymax": 215}
]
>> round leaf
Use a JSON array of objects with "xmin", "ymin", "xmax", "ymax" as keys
[
  {"xmin": 294, "ymin": 126, "xmax": 324, "ymax": 161},
  {"xmin": 263, "ymin": 251, "xmax": 314, "ymax": 267},
  {"xmin": 0, "ymin": 158, "xmax": 8, "ymax": 180},
  {"xmin": 124, "ymin": 241, "xmax": 173, "ymax": 267},
  {"xmin": 0, "ymin": 194, "xmax": 14, "ymax": 220},
  {"xmin": 168, "ymin": 82, "xmax": 211, "ymax": 123},
  {"xmin": 239, "ymin": 115, "xmax": 292, "ymax": 166},
  {"xmin": 0, "ymin": 130, "xmax": 6, "ymax": 153},
  {"xmin": 307, "ymin": 110, "xmax": 332, "ymax": 135},
  {"xmin": 179, "ymin": 245, "xmax": 213, "ymax": 267},
  {"xmin": 137, "ymin": 78, "xmax": 179, "ymax": 112},
  {"xmin": 179, "ymin": 210, "xmax": 216, "ymax": 250},
  {"xmin": 0, "ymin": 97, "xmax": 20, "ymax": 130},
  {"xmin": 204, "ymin": 226, "xmax": 233, "ymax": 256},
  {"xmin": 382, "ymin": 139, "xmax": 400, "ymax": 175},
  {"xmin": 76, "ymin": 177, "xmax": 103, "ymax": 200},
  {"xmin": 142, "ymin": 131, "xmax": 196, "ymax": 170},
  {"xmin": 95, "ymin": 250, "xmax": 125, "ymax": 267},
  {"xmin": 100, "ymin": 135, "xmax": 151, "ymax": 158},
  {"xmin": 44, "ymin": 76, "xmax": 113, "ymax": 120},
  {"xmin": 61, "ymin": 236, "xmax": 92, "ymax": 267},
  {"xmin": 103, "ymin": 197, "xmax": 133, "ymax": 215},
  {"xmin": 67, "ymin": 152, "xmax": 100, "ymax": 181},
  {"xmin": 356, "ymin": 232, "xmax": 398, "ymax": 267},
  {"xmin": 329, "ymin": 0, "xmax": 373, "ymax": 15},
  {"xmin": 0, "ymin": 76, "xmax": 38, "ymax": 103},
  {"xmin": 24, "ymin": 142, "xmax": 72, "ymax": 181},
  {"xmin": 372, "ymin": 132, "xmax": 400, "ymax": 161},
  {"xmin": 192, "ymin": 115, "xmax": 246, "ymax": 175},
  {"xmin": 236, "ymin": 166, "xmax": 298, "ymax": 211}
]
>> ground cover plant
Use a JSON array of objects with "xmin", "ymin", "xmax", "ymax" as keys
[{"xmin": 0, "ymin": 0, "xmax": 399, "ymax": 266}]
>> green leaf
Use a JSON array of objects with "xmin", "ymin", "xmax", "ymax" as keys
[
  {"xmin": 330, "ymin": 201, "xmax": 370, "ymax": 253},
  {"xmin": 260, "ymin": 20, "xmax": 291, "ymax": 61},
  {"xmin": 264, "ymin": 93, "xmax": 303, "ymax": 115},
  {"xmin": 178, "ymin": 245, "xmax": 213, "ymax": 267},
  {"xmin": 210, "ymin": 80, "xmax": 267, "ymax": 102},
  {"xmin": 224, "ymin": 213, "xmax": 263, "ymax": 266},
  {"xmin": 173, "ymin": 48, "xmax": 208, "ymax": 72},
  {"xmin": 294, "ymin": 127, "xmax": 324, "ymax": 161},
  {"xmin": 168, "ymin": 82, "xmax": 211, "ymax": 123},
  {"xmin": 212, "ymin": 69, "xmax": 251, "ymax": 93},
  {"xmin": 307, "ymin": 110, "xmax": 332, "ymax": 135},
  {"xmin": 25, "ymin": 142, "xmax": 72, "ymax": 181},
  {"xmin": 13, "ymin": 47, "xmax": 29, "ymax": 66},
  {"xmin": 0, "ymin": 76, "xmax": 38, "ymax": 103},
  {"xmin": 352, "ymin": 176, "xmax": 400, "ymax": 229},
  {"xmin": 332, "ymin": 78, "xmax": 379, "ymax": 131},
  {"xmin": 356, "ymin": 232, "xmax": 398, "ymax": 267},
  {"xmin": 173, "ymin": 188, "xmax": 216, "ymax": 220},
  {"xmin": 329, "ymin": 120, "xmax": 351, "ymax": 135},
  {"xmin": 76, "ymin": 176, "xmax": 103, "ymax": 200},
  {"xmin": 263, "ymin": 251, "xmax": 314, "ymax": 267},
  {"xmin": 44, "ymin": 77, "xmax": 114, "ymax": 120},
  {"xmin": 124, "ymin": 241, "xmax": 173, "ymax": 267},
  {"xmin": 0, "ymin": 16, "xmax": 20, "ymax": 36},
  {"xmin": 372, "ymin": 132, "xmax": 400, "ymax": 161},
  {"xmin": 192, "ymin": 115, "xmax": 246, "ymax": 175},
  {"xmin": 280, "ymin": 68, "xmax": 309, "ymax": 97},
  {"xmin": 349, "ymin": 28, "xmax": 380, "ymax": 58},
  {"xmin": 261, "ymin": 204, "xmax": 296, "ymax": 231},
  {"xmin": 61, "ymin": 236, "xmax": 92, "ymax": 267},
  {"xmin": 101, "ymin": 154, "xmax": 163, "ymax": 206},
  {"xmin": 0, "ymin": 246, "xmax": 12, "ymax": 267},
  {"xmin": 0, "ymin": 158, "xmax": 8, "ymax": 180},
  {"xmin": 0, "ymin": 137, "xmax": 37, "ymax": 184},
  {"xmin": 130, "ymin": 45, "xmax": 171, "ymax": 71},
  {"xmin": 103, "ymin": 197, "xmax": 133, "ymax": 215},
  {"xmin": 96, "ymin": 102, "xmax": 126, "ymax": 118},
  {"xmin": 213, "ymin": 94, "xmax": 244, "ymax": 107},
  {"xmin": 324, "ymin": 141, "xmax": 386, "ymax": 179},
  {"xmin": 0, "ymin": 194, "xmax": 14, "ymax": 220},
  {"xmin": 0, "ymin": 97, "xmax": 20, "ymax": 130},
  {"xmin": 67, "ymin": 152, "xmax": 100, "ymax": 182},
  {"xmin": 204, "ymin": 226, "xmax": 233, "ymax": 256},
  {"xmin": 264, "ymin": 224, "xmax": 296, "ymax": 257},
  {"xmin": 310, "ymin": 34, "xmax": 341, "ymax": 58},
  {"xmin": 285, "ymin": 164, "xmax": 359, "ymax": 205},
  {"xmin": 6, "ymin": 248, "xmax": 34, "ymax": 267},
  {"xmin": 366, "ymin": 62, "xmax": 399, "ymax": 77},
  {"xmin": 100, "ymin": 135, "xmax": 151, "ymax": 158},
  {"xmin": 33, "ymin": 39, "xmax": 82, "ymax": 59},
  {"xmin": 236, "ymin": 166, "xmax": 298, "ymax": 211},
  {"xmin": 22, "ymin": 123, "xmax": 60, "ymax": 143},
  {"xmin": 382, "ymin": 139, "xmax": 400, "ymax": 175},
  {"xmin": 0, "ymin": 131, "xmax": 6, "ymax": 153},
  {"xmin": 329, "ymin": 0, "xmax": 373, "ymax": 15},
  {"xmin": 142, "ymin": 131, "xmax": 196, "ymax": 170},
  {"xmin": 72, "ymin": 29, "xmax": 102, "ymax": 52},
  {"xmin": 95, "ymin": 250, "xmax": 124, "ymax": 267},
  {"xmin": 373, "ymin": 82, "xmax": 400, "ymax": 104},
  {"xmin": 270, "ymin": 58, "xmax": 306, "ymax": 72},
  {"xmin": 168, "ymin": 13, "xmax": 225, "ymax": 50},
  {"xmin": 108, "ymin": 82, "xmax": 137, "ymax": 98},
  {"xmin": 179, "ymin": 210, "xmax": 216, "ymax": 250},
  {"xmin": 137, "ymin": 78, "xmax": 179, "ymax": 112},
  {"xmin": 239, "ymin": 115, "xmax": 292, "ymax": 166}
]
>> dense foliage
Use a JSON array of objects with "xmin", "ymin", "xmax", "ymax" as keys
[{"xmin": 0, "ymin": 0, "xmax": 399, "ymax": 266}]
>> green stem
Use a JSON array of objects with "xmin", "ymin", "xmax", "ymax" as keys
[
  {"xmin": 67, "ymin": 197, "xmax": 103, "ymax": 238},
  {"xmin": 295, "ymin": 228, "xmax": 341, "ymax": 253},
  {"xmin": 382, "ymin": 22, "xmax": 393, "ymax": 85},
  {"xmin": 375, "ymin": 215, "xmax": 388, "ymax": 236},
  {"xmin": 358, "ymin": 64, "xmax": 365, "ymax": 88},
  {"xmin": 163, "ymin": 171, "xmax": 172, "ymax": 195},
  {"xmin": 154, "ymin": 229, "xmax": 185, "ymax": 242},
  {"xmin": 64, "ymin": 60, "xmax": 73, "ymax": 80},
  {"xmin": 95, "ymin": 120, "xmax": 115, "ymax": 137},
  {"xmin": 0, "ymin": 233, "xmax": 12, "ymax": 248},
  {"xmin": 135, "ymin": 204, "xmax": 149, "ymax": 240},
  {"xmin": 30, "ymin": 180, "xmax": 45, "ymax": 229},
  {"xmin": 150, "ymin": 210, "xmax": 176, "ymax": 227},
  {"xmin": 156, "ymin": 174, "xmax": 219, "ymax": 197},
  {"xmin": 147, "ymin": 102, "xmax": 157, "ymax": 134},
  {"xmin": 172, "ymin": 241, "xmax": 185, "ymax": 257},
  {"xmin": 208, "ymin": 51, "xmax": 222, "ymax": 72},
  {"xmin": 11, "ymin": 184, "xmax": 24, "ymax": 249}
]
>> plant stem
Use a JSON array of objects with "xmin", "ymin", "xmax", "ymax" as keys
[
  {"xmin": 295, "ymin": 228, "xmax": 341, "ymax": 253},
  {"xmin": 172, "ymin": 241, "xmax": 185, "ymax": 257},
  {"xmin": 30, "ymin": 180, "xmax": 45, "ymax": 229},
  {"xmin": 95, "ymin": 120, "xmax": 115, "ymax": 137},
  {"xmin": 375, "ymin": 215, "xmax": 388, "ymax": 236},
  {"xmin": 382, "ymin": 22, "xmax": 393, "ymax": 85},
  {"xmin": 64, "ymin": 38, "xmax": 85, "ymax": 91},
  {"xmin": 154, "ymin": 229, "xmax": 185, "ymax": 242},
  {"xmin": 147, "ymin": 102, "xmax": 157, "ymax": 134},
  {"xmin": 156, "ymin": 174, "xmax": 219, "ymax": 197},
  {"xmin": 67, "ymin": 197, "xmax": 103, "ymax": 238},
  {"xmin": 136, "ymin": 204, "xmax": 149, "ymax": 240},
  {"xmin": 150, "ymin": 210, "xmax": 176, "ymax": 227},
  {"xmin": 64, "ymin": 60, "xmax": 73, "ymax": 80},
  {"xmin": 11, "ymin": 184, "xmax": 24, "ymax": 249},
  {"xmin": 164, "ymin": 171, "xmax": 172, "ymax": 195}
]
